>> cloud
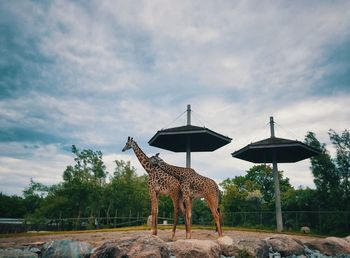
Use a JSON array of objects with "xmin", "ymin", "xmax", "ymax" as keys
[
  {"xmin": 0, "ymin": 143, "xmax": 71, "ymax": 195},
  {"xmin": 0, "ymin": 0, "xmax": 349, "ymax": 195}
]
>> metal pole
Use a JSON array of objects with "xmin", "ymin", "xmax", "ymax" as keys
[
  {"xmin": 270, "ymin": 116, "xmax": 283, "ymax": 232},
  {"xmin": 270, "ymin": 116, "xmax": 275, "ymax": 138},
  {"xmin": 186, "ymin": 104, "xmax": 191, "ymax": 168},
  {"xmin": 187, "ymin": 104, "xmax": 191, "ymax": 126},
  {"xmin": 273, "ymin": 158, "xmax": 283, "ymax": 232}
]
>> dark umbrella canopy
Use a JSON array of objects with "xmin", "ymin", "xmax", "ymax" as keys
[
  {"xmin": 149, "ymin": 125, "xmax": 232, "ymax": 152},
  {"xmin": 149, "ymin": 104, "xmax": 232, "ymax": 168},
  {"xmin": 231, "ymin": 137, "xmax": 321, "ymax": 163}
]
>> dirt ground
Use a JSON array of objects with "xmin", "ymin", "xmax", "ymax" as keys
[{"xmin": 0, "ymin": 228, "xmax": 322, "ymax": 249}]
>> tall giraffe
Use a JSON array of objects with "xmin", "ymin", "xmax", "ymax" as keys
[
  {"xmin": 122, "ymin": 137, "xmax": 185, "ymax": 240},
  {"xmin": 149, "ymin": 153, "xmax": 222, "ymax": 239}
]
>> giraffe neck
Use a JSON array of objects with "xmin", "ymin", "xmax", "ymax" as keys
[
  {"xmin": 159, "ymin": 161, "xmax": 180, "ymax": 177},
  {"xmin": 131, "ymin": 141, "xmax": 152, "ymax": 173}
]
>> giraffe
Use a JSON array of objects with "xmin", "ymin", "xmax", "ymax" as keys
[
  {"xmin": 122, "ymin": 137, "xmax": 185, "ymax": 240},
  {"xmin": 149, "ymin": 153, "xmax": 222, "ymax": 239}
]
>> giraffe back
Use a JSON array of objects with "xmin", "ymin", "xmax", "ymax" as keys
[
  {"xmin": 148, "ymin": 166, "xmax": 181, "ymax": 196},
  {"xmin": 150, "ymin": 154, "xmax": 219, "ymax": 199}
]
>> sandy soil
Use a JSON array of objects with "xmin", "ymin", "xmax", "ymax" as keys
[{"xmin": 0, "ymin": 228, "xmax": 322, "ymax": 249}]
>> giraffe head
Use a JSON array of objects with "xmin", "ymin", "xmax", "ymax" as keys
[
  {"xmin": 122, "ymin": 136, "xmax": 135, "ymax": 152},
  {"xmin": 149, "ymin": 153, "xmax": 165, "ymax": 167}
]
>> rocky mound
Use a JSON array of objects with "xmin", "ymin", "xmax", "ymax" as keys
[{"xmin": 1, "ymin": 234, "xmax": 350, "ymax": 257}]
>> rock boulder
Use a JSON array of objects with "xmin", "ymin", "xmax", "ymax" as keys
[
  {"xmin": 345, "ymin": 236, "xmax": 350, "ymax": 244},
  {"xmin": 233, "ymin": 237, "xmax": 270, "ymax": 258},
  {"xmin": 217, "ymin": 236, "xmax": 240, "ymax": 257},
  {"xmin": 169, "ymin": 239, "xmax": 221, "ymax": 258},
  {"xmin": 0, "ymin": 248, "xmax": 38, "ymax": 258},
  {"xmin": 91, "ymin": 235, "xmax": 169, "ymax": 258},
  {"xmin": 41, "ymin": 240, "xmax": 93, "ymax": 258},
  {"xmin": 300, "ymin": 226, "xmax": 311, "ymax": 234},
  {"xmin": 304, "ymin": 236, "xmax": 350, "ymax": 256},
  {"xmin": 265, "ymin": 234, "xmax": 305, "ymax": 257}
]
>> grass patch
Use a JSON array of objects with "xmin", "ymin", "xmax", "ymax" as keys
[{"xmin": 0, "ymin": 224, "xmax": 326, "ymax": 239}]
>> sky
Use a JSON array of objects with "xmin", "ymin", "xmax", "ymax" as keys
[{"xmin": 0, "ymin": 1, "xmax": 349, "ymax": 196}]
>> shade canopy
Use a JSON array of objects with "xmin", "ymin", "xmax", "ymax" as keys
[
  {"xmin": 149, "ymin": 124, "xmax": 232, "ymax": 152},
  {"xmin": 231, "ymin": 136, "xmax": 321, "ymax": 163},
  {"xmin": 231, "ymin": 116, "xmax": 321, "ymax": 232}
]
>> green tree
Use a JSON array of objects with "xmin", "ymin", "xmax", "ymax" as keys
[
  {"xmin": 220, "ymin": 177, "xmax": 252, "ymax": 213},
  {"xmin": 245, "ymin": 165, "xmax": 292, "ymax": 206},
  {"xmin": 35, "ymin": 184, "xmax": 71, "ymax": 219},
  {"xmin": 283, "ymin": 187, "xmax": 318, "ymax": 211},
  {"xmin": 304, "ymin": 132, "xmax": 341, "ymax": 209},
  {"xmin": 192, "ymin": 199, "xmax": 212, "ymax": 225},
  {"xmin": 23, "ymin": 179, "xmax": 49, "ymax": 214},
  {"xmin": 220, "ymin": 165, "xmax": 292, "ymax": 214},
  {"xmin": 108, "ymin": 160, "xmax": 149, "ymax": 217},
  {"xmin": 0, "ymin": 193, "xmax": 26, "ymax": 217},
  {"xmin": 329, "ymin": 129, "xmax": 350, "ymax": 208},
  {"xmin": 61, "ymin": 145, "xmax": 108, "ymax": 219}
]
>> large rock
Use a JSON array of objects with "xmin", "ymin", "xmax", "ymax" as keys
[
  {"xmin": 300, "ymin": 226, "xmax": 311, "ymax": 234},
  {"xmin": 0, "ymin": 248, "xmax": 38, "ymax": 258},
  {"xmin": 305, "ymin": 236, "xmax": 350, "ymax": 256},
  {"xmin": 41, "ymin": 240, "xmax": 93, "ymax": 258},
  {"xmin": 345, "ymin": 236, "xmax": 350, "ymax": 244},
  {"xmin": 232, "ymin": 238, "xmax": 270, "ymax": 258},
  {"xmin": 170, "ymin": 239, "xmax": 221, "ymax": 258},
  {"xmin": 265, "ymin": 234, "xmax": 305, "ymax": 257},
  {"xmin": 217, "ymin": 236, "xmax": 240, "ymax": 257},
  {"xmin": 91, "ymin": 235, "xmax": 169, "ymax": 258}
]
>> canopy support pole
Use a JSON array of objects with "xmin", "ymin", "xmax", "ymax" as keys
[
  {"xmin": 270, "ymin": 116, "xmax": 283, "ymax": 232},
  {"xmin": 273, "ymin": 158, "xmax": 283, "ymax": 232},
  {"xmin": 186, "ymin": 104, "xmax": 191, "ymax": 168}
]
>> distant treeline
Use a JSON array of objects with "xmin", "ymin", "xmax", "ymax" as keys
[{"xmin": 0, "ymin": 130, "xmax": 349, "ymax": 235}]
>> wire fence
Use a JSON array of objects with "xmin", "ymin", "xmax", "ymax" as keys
[
  {"xmin": 223, "ymin": 211, "xmax": 350, "ymax": 236},
  {"xmin": 0, "ymin": 215, "xmax": 176, "ymax": 234},
  {"xmin": 1, "ymin": 211, "xmax": 349, "ymax": 236}
]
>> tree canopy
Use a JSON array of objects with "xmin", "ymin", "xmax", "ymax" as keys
[{"xmin": 0, "ymin": 129, "xmax": 349, "ymax": 235}]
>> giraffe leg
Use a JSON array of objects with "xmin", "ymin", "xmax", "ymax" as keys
[
  {"xmin": 150, "ymin": 191, "xmax": 158, "ymax": 236},
  {"xmin": 206, "ymin": 196, "xmax": 223, "ymax": 237},
  {"xmin": 170, "ymin": 193, "xmax": 179, "ymax": 241},
  {"xmin": 179, "ymin": 196, "xmax": 186, "ymax": 226},
  {"xmin": 184, "ymin": 196, "xmax": 192, "ymax": 239}
]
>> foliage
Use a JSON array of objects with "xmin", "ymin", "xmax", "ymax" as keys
[
  {"xmin": 304, "ymin": 130, "xmax": 349, "ymax": 210},
  {"xmin": 282, "ymin": 187, "xmax": 318, "ymax": 211},
  {"xmin": 1, "ymin": 130, "xmax": 349, "ymax": 235},
  {"xmin": 0, "ymin": 193, "xmax": 26, "ymax": 218},
  {"xmin": 107, "ymin": 160, "xmax": 149, "ymax": 217},
  {"xmin": 329, "ymin": 129, "xmax": 350, "ymax": 208},
  {"xmin": 220, "ymin": 164, "xmax": 292, "ymax": 214},
  {"xmin": 192, "ymin": 199, "xmax": 212, "ymax": 225}
]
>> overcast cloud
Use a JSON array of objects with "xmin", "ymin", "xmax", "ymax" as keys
[{"xmin": 0, "ymin": 1, "xmax": 349, "ymax": 195}]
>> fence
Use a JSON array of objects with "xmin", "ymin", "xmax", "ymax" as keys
[
  {"xmin": 1, "ymin": 211, "xmax": 349, "ymax": 236},
  {"xmin": 223, "ymin": 211, "xmax": 350, "ymax": 236},
  {"xmin": 0, "ymin": 215, "xmax": 175, "ymax": 234}
]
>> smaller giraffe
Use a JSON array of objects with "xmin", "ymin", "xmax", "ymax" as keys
[
  {"xmin": 122, "ymin": 137, "xmax": 185, "ymax": 240},
  {"xmin": 149, "ymin": 153, "xmax": 222, "ymax": 239}
]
